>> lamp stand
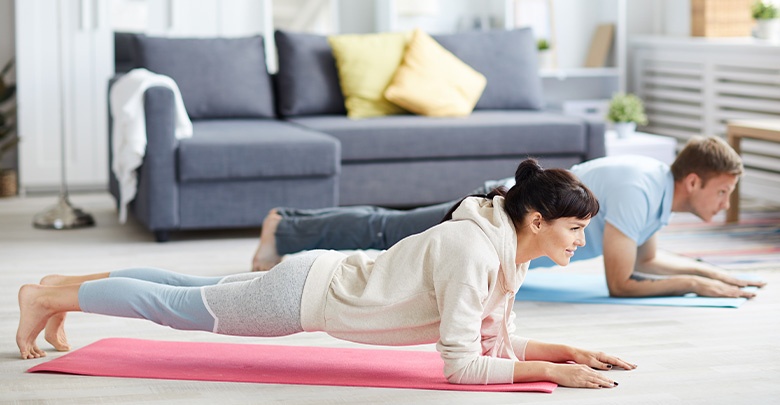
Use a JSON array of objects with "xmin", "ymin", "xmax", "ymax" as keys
[
  {"xmin": 33, "ymin": 192, "xmax": 95, "ymax": 229},
  {"xmin": 32, "ymin": 0, "xmax": 95, "ymax": 230}
]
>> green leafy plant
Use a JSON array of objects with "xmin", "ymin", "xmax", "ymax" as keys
[
  {"xmin": 752, "ymin": 1, "xmax": 778, "ymax": 20},
  {"xmin": 0, "ymin": 58, "xmax": 18, "ymax": 162},
  {"xmin": 607, "ymin": 93, "xmax": 648, "ymax": 125},
  {"xmin": 536, "ymin": 38, "xmax": 550, "ymax": 52}
]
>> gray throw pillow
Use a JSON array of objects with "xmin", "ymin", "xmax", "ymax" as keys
[
  {"xmin": 136, "ymin": 35, "xmax": 276, "ymax": 119},
  {"xmin": 274, "ymin": 30, "xmax": 346, "ymax": 117},
  {"xmin": 434, "ymin": 28, "xmax": 545, "ymax": 111}
]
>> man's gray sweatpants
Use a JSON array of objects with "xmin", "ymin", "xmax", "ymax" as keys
[
  {"xmin": 274, "ymin": 203, "xmax": 453, "ymax": 254},
  {"xmin": 273, "ymin": 179, "xmax": 509, "ymax": 255}
]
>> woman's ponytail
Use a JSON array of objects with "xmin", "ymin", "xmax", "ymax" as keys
[{"xmin": 504, "ymin": 158, "xmax": 599, "ymax": 225}]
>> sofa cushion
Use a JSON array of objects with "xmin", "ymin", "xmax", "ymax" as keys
[
  {"xmin": 274, "ymin": 30, "xmax": 346, "ymax": 117},
  {"xmin": 328, "ymin": 32, "xmax": 409, "ymax": 119},
  {"xmin": 177, "ymin": 120, "xmax": 339, "ymax": 182},
  {"xmin": 384, "ymin": 29, "xmax": 486, "ymax": 117},
  {"xmin": 136, "ymin": 35, "xmax": 275, "ymax": 120},
  {"xmin": 433, "ymin": 28, "xmax": 544, "ymax": 111},
  {"xmin": 289, "ymin": 111, "xmax": 589, "ymax": 162}
]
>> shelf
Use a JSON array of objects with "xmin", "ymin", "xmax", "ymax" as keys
[
  {"xmin": 539, "ymin": 67, "xmax": 619, "ymax": 80},
  {"xmin": 631, "ymin": 35, "xmax": 780, "ymax": 52}
]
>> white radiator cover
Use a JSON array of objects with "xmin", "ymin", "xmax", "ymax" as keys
[{"xmin": 631, "ymin": 37, "xmax": 780, "ymax": 205}]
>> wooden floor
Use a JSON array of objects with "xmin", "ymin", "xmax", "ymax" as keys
[{"xmin": 1, "ymin": 193, "xmax": 779, "ymax": 404}]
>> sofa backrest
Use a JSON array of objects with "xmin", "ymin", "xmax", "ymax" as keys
[
  {"xmin": 130, "ymin": 34, "xmax": 276, "ymax": 120},
  {"xmin": 433, "ymin": 28, "xmax": 544, "ymax": 111},
  {"xmin": 273, "ymin": 27, "xmax": 544, "ymax": 117},
  {"xmin": 113, "ymin": 28, "xmax": 544, "ymax": 119}
]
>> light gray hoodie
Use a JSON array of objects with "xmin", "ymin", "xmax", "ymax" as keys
[{"xmin": 300, "ymin": 196, "xmax": 530, "ymax": 384}]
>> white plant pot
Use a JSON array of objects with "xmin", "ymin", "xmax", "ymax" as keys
[
  {"xmin": 754, "ymin": 19, "xmax": 780, "ymax": 41},
  {"xmin": 538, "ymin": 51, "xmax": 555, "ymax": 70},
  {"xmin": 613, "ymin": 122, "xmax": 637, "ymax": 139}
]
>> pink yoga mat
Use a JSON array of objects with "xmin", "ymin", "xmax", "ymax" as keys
[{"xmin": 28, "ymin": 338, "xmax": 556, "ymax": 393}]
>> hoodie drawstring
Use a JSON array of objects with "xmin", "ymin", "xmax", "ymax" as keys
[{"xmin": 490, "ymin": 291, "xmax": 519, "ymax": 361}]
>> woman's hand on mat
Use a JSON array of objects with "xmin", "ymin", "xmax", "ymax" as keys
[
  {"xmin": 570, "ymin": 348, "xmax": 637, "ymax": 371},
  {"xmin": 694, "ymin": 277, "xmax": 758, "ymax": 298},
  {"xmin": 546, "ymin": 363, "xmax": 619, "ymax": 389},
  {"xmin": 524, "ymin": 341, "xmax": 636, "ymax": 371}
]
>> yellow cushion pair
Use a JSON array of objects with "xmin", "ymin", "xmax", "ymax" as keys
[{"xmin": 328, "ymin": 29, "xmax": 486, "ymax": 119}]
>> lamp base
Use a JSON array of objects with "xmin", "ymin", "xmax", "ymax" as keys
[{"xmin": 33, "ymin": 193, "xmax": 95, "ymax": 230}]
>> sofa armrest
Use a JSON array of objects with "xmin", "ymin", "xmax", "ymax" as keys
[
  {"xmin": 107, "ymin": 74, "xmax": 123, "ymax": 207},
  {"xmin": 584, "ymin": 120, "xmax": 606, "ymax": 160},
  {"xmin": 132, "ymin": 86, "xmax": 180, "ymax": 232}
]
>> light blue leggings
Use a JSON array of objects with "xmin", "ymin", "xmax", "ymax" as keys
[{"xmin": 78, "ymin": 252, "xmax": 320, "ymax": 336}]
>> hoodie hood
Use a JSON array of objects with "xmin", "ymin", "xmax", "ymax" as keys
[{"xmin": 451, "ymin": 195, "xmax": 527, "ymax": 294}]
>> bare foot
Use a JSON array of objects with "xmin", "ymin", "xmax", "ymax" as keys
[
  {"xmin": 252, "ymin": 209, "xmax": 283, "ymax": 271},
  {"xmin": 40, "ymin": 275, "xmax": 71, "ymax": 352},
  {"xmin": 17, "ymin": 284, "xmax": 54, "ymax": 359}
]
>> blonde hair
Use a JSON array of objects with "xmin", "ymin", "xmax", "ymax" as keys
[{"xmin": 670, "ymin": 136, "xmax": 743, "ymax": 185}]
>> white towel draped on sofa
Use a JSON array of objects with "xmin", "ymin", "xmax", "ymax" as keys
[{"xmin": 110, "ymin": 68, "xmax": 192, "ymax": 223}]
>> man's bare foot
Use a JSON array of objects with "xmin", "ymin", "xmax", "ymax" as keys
[
  {"xmin": 17, "ymin": 284, "xmax": 54, "ymax": 359},
  {"xmin": 40, "ymin": 275, "xmax": 71, "ymax": 352},
  {"xmin": 252, "ymin": 209, "xmax": 283, "ymax": 271}
]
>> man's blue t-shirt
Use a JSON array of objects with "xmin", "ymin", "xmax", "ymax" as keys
[{"xmin": 529, "ymin": 155, "xmax": 675, "ymax": 268}]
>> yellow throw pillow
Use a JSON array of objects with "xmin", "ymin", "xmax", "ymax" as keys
[
  {"xmin": 384, "ymin": 29, "xmax": 486, "ymax": 117},
  {"xmin": 328, "ymin": 32, "xmax": 409, "ymax": 119}
]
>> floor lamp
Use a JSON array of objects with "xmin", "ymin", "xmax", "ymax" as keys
[{"xmin": 32, "ymin": 0, "xmax": 95, "ymax": 230}]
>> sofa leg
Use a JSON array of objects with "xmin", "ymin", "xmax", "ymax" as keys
[{"xmin": 154, "ymin": 230, "xmax": 170, "ymax": 243}]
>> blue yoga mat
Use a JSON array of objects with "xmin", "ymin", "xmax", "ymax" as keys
[{"xmin": 516, "ymin": 272, "xmax": 761, "ymax": 308}]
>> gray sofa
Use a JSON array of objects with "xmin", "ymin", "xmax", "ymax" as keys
[{"xmin": 110, "ymin": 28, "xmax": 605, "ymax": 242}]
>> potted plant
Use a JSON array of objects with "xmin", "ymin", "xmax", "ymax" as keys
[
  {"xmin": 536, "ymin": 38, "xmax": 554, "ymax": 70},
  {"xmin": 0, "ymin": 58, "xmax": 18, "ymax": 197},
  {"xmin": 607, "ymin": 93, "xmax": 648, "ymax": 139},
  {"xmin": 752, "ymin": 0, "xmax": 780, "ymax": 40}
]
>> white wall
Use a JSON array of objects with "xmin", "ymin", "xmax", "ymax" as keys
[
  {"xmin": 339, "ymin": 0, "xmax": 376, "ymax": 33},
  {"xmin": 658, "ymin": 0, "xmax": 691, "ymax": 37}
]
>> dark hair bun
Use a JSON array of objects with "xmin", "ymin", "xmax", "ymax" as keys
[{"xmin": 514, "ymin": 158, "xmax": 543, "ymax": 184}]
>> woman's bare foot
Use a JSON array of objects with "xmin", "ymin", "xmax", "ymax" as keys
[
  {"xmin": 252, "ymin": 209, "xmax": 283, "ymax": 271},
  {"xmin": 17, "ymin": 284, "xmax": 54, "ymax": 359},
  {"xmin": 18, "ymin": 282, "xmax": 81, "ymax": 359},
  {"xmin": 40, "ymin": 275, "xmax": 71, "ymax": 351},
  {"xmin": 38, "ymin": 272, "xmax": 108, "ymax": 352}
]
